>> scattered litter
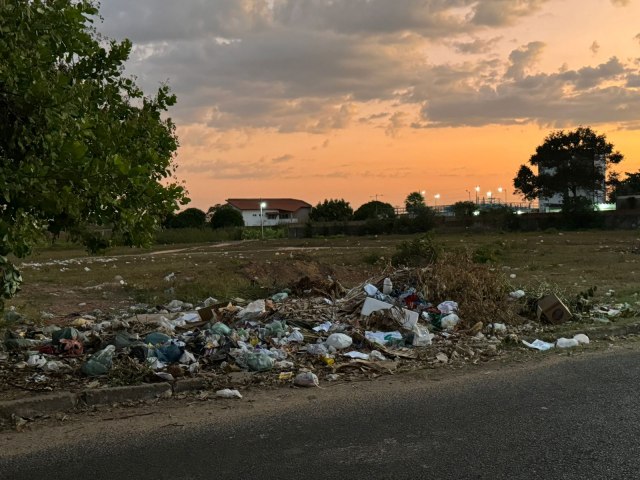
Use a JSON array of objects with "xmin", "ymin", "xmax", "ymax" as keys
[
  {"xmin": 216, "ymin": 389, "xmax": 243, "ymax": 399},
  {"xmin": 522, "ymin": 339, "xmax": 555, "ymax": 351},
  {"xmin": 294, "ymin": 372, "xmax": 320, "ymax": 388},
  {"xmin": 344, "ymin": 351, "xmax": 369, "ymax": 360},
  {"xmin": 440, "ymin": 314, "xmax": 460, "ymax": 331},
  {"xmin": 365, "ymin": 331, "xmax": 402, "ymax": 346},
  {"xmin": 325, "ymin": 333, "xmax": 352, "ymax": 350},
  {"xmin": 556, "ymin": 338, "xmax": 579, "ymax": 348}
]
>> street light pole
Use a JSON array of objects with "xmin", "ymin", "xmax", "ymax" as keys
[
  {"xmin": 475, "ymin": 186, "xmax": 480, "ymax": 205},
  {"xmin": 498, "ymin": 187, "xmax": 507, "ymax": 205},
  {"xmin": 434, "ymin": 193, "xmax": 440, "ymax": 207},
  {"xmin": 259, "ymin": 201, "xmax": 267, "ymax": 239}
]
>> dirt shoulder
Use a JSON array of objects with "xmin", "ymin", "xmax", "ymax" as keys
[{"xmin": 1, "ymin": 336, "xmax": 639, "ymax": 460}]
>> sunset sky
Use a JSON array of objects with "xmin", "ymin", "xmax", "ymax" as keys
[{"xmin": 99, "ymin": 0, "xmax": 640, "ymax": 211}]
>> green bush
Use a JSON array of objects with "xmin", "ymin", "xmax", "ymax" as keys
[
  {"xmin": 241, "ymin": 227, "xmax": 286, "ymax": 240},
  {"xmin": 391, "ymin": 234, "xmax": 441, "ymax": 267}
]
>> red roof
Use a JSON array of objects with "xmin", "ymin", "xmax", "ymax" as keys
[{"xmin": 226, "ymin": 198, "xmax": 312, "ymax": 212}]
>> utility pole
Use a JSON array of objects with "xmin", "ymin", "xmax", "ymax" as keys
[{"xmin": 370, "ymin": 194, "xmax": 383, "ymax": 217}]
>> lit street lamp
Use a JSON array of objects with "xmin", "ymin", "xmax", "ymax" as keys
[
  {"xmin": 497, "ymin": 186, "xmax": 507, "ymax": 204},
  {"xmin": 475, "ymin": 186, "xmax": 480, "ymax": 204},
  {"xmin": 434, "ymin": 193, "xmax": 440, "ymax": 207},
  {"xmin": 487, "ymin": 191, "xmax": 492, "ymax": 204},
  {"xmin": 259, "ymin": 201, "xmax": 267, "ymax": 239}
]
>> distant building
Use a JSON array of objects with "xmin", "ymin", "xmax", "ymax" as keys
[
  {"xmin": 226, "ymin": 198, "xmax": 312, "ymax": 227},
  {"xmin": 538, "ymin": 155, "xmax": 607, "ymax": 212}
]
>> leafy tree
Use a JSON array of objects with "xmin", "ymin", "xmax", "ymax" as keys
[
  {"xmin": 0, "ymin": 1, "xmax": 187, "ymax": 309},
  {"xmin": 608, "ymin": 171, "xmax": 640, "ymax": 201},
  {"xmin": 353, "ymin": 200, "xmax": 396, "ymax": 220},
  {"xmin": 451, "ymin": 201, "xmax": 477, "ymax": 218},
  {"xmin": 169, "ymin": 208, "xmax": 206, "ymax": 228},
  {"xmin": 309, "ymin": 199, "xmax": 353, "ymax": 222},
  {"xmin": 405, "ymin": 192, "xmax": 426, "ymax": 215},
  {"xmin": 513, "ymin": 127, "xmax": 623, "ymax": 207},
  {"xmin": 210, "ymin": 205, "xmax": 244, "ymax": 229}
]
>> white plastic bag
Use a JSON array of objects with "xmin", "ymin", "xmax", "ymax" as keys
[
  {"xmin": 294, "ymin": 372, "xmax": 319, "ymax": 388},
  {"xmin": 556, "ymin": 337, "xmax": 579, "ymax": 348},
  {"xmin": 440, "ymin": 313, "xmax": 460, "ymax": 330},
  {"xmin": 216, "ymin": 389, "xmax": 243, "ymax": 399},
  {"xmin": 325, "ymin": 333, "xmax": 352, "ymax": 350},
  {"xmin": 412, "ymin": 325, "xmax": 432, "ymax": 346}
]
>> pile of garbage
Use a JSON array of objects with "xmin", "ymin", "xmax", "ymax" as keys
[{"xmin": 0, "ymin": 268, "xmax": 605, "ymax": 394}]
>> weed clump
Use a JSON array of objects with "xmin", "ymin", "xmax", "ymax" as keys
[{"xmin": 392, "ymin": 234, "xmax": 441, "ymax": 267}]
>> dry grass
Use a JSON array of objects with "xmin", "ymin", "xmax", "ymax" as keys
[
  {"xmin": 5, "ymin": 230, "xmax": 640, "ymax": 323},
  {"xmin": 416, "ymin": 250, "xmax": 518, "ymax": 327}
]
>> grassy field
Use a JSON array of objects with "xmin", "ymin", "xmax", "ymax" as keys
[{"xmin": 6, "ymin": 229, "xmax": 640, "ymax": 322}]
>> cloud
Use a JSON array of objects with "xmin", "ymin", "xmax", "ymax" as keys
[
  {"xmin": 611, "ymin": 0, "xmax": 631, "ymax": 6},
  {"xmin": 505, "ymin": 41, "xmax": 546, "ymax": 79},
  {"xmin": 180, "ymin": 156, "xmax": 296, "ymax": 179},
  {"xmin": 451, "ymin": 36, "xmax": 503, "ymax": 54},
  {"xmin": 97, "ymin": 0, "xmax": 640, "ymax": 134},
  {"xmin": 271, "ymin": 154, "xmax": 294, "ymax": 163},
  {"xmin": 470, "ymin": 0, "xmax": 548, "ymax": 26},
  {"xmin": 385, "ymin": 112, "xmax": 408, "ymax": 137},
  {"xmin": 635, "ymin": 33, "xmax": 640, "ymax": 44},
  {"xmin": 419, "ymin": 56, "xmax": 638, "ymax": 128},
  {"xmin": 590, "ymin": 41, "xmax": 600, "ymax": 55}
]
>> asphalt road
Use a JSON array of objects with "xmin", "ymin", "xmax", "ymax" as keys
[{"xmin": 3, "ymin": 348, "xmax": 640, "ymax": 479}]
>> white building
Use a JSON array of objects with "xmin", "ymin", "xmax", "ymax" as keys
[
  {"xmin": 226, "ymin": 198, "xmax": 312, "ymax": 227},
  {"xmin": 538, "ymin": 155, "xmax": 607, "ymax": 212}
]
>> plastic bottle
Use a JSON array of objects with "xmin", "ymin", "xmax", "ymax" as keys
[{"xmin": 382, "ymin": 278, "xmax": 393, "ymax": 295}]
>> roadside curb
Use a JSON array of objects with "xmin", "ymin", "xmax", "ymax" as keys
[{"xmin": 0, "ymin": 376, "xmax": 213, "ymax": 421}]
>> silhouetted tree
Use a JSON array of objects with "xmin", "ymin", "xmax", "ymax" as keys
[
  {"xmin": 309, "ymin": 199, "xmax": 353, "ymax": 222},
  {"xmin": 354, "ymin": 201, "xmax": 396, "ymax": 220}
]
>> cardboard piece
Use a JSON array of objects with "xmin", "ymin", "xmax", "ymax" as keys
[
  {"xmin": 197, "ymin": 307, "xmax": 216, "ymax": 322},
  {"xmin": 361, "ymin": 297, "xmax": 419, "ymax": 330},
  {"xmin": 536, "ymin": 294, "xmax": 572, "ymax": 324}
]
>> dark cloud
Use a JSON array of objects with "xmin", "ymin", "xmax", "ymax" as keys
[
  {"xmin": 470, "ymin": 0, "xmax": 548, "ymax": 26},
  {"xmin": 419, "ymin": 55, "xmax": 639, "ymax": 128},
  {"xmin": 590, "ymin": 41, "xmax": 600, "ymax": 55},
  {"xmin": 505, "ymin": 41, "xmax": 545, "ymax": 79},
  {"xmin": 97, "ymin": 1, "xmax": 640, "ymax": 132},
  {"xmin": 451, "ymin": 36, "xmax": 503, "ymax": 54}
]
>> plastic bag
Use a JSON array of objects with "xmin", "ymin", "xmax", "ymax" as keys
[
  {"xmin": 369, "ymin": 350, "xmax": 387, "ymax": 361},
  {"xmin": 145, "ymin": 332, "xmax": 171, "ymax": 345},
  {"xmin": 287, "ymin": 329, "xmax": 305, "ymax": 343},
  {"xmin": 209, "ymin": 322, "xmax": 232, "ymax": 336},
  {"xmin": 437, "ymin": 301, "xmax": 458, "ymax": 314},
  {"xmin": 216, "ymin": 389, "xmax": 243, "ymax": 399},
  {"xmin": 154, "ymin": 342, "xmax": 183, "ymax": 363},
  {"xmin": 244, "ymin": 352, "xmax": 275, "ymax": 372},
  {"xmin": 556, "ymin": 337, "xmax": 579, "ymax": 348},
  {"xmin": 81, "ymin": 345, "xmax": 116, "ymax": 376},
  {"xmin": 440, "ymin": 313, "xmax": 460, "ymax": 330},
  {"xmin": 294, "ymin": 372, "xmax": 319, "ymax": 388},
  {"xmin": 573, "ymin": 333, "xmax": 590, "ymax": 345},
  {"xmin": 307, "ymin": 343, "xmax": 329, "ymax": 356},
  {"xmin": 325, "ymin": 333, "xmax": 352, "ymax": 350},
  {"xmin": 412, "ymin": 325, "xmax": 432, "ymax": 347}
]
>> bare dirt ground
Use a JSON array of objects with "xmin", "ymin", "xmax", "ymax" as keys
[{"xmin": 9, "ymin": 230, "xmax": 640, "ymax": 320}]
